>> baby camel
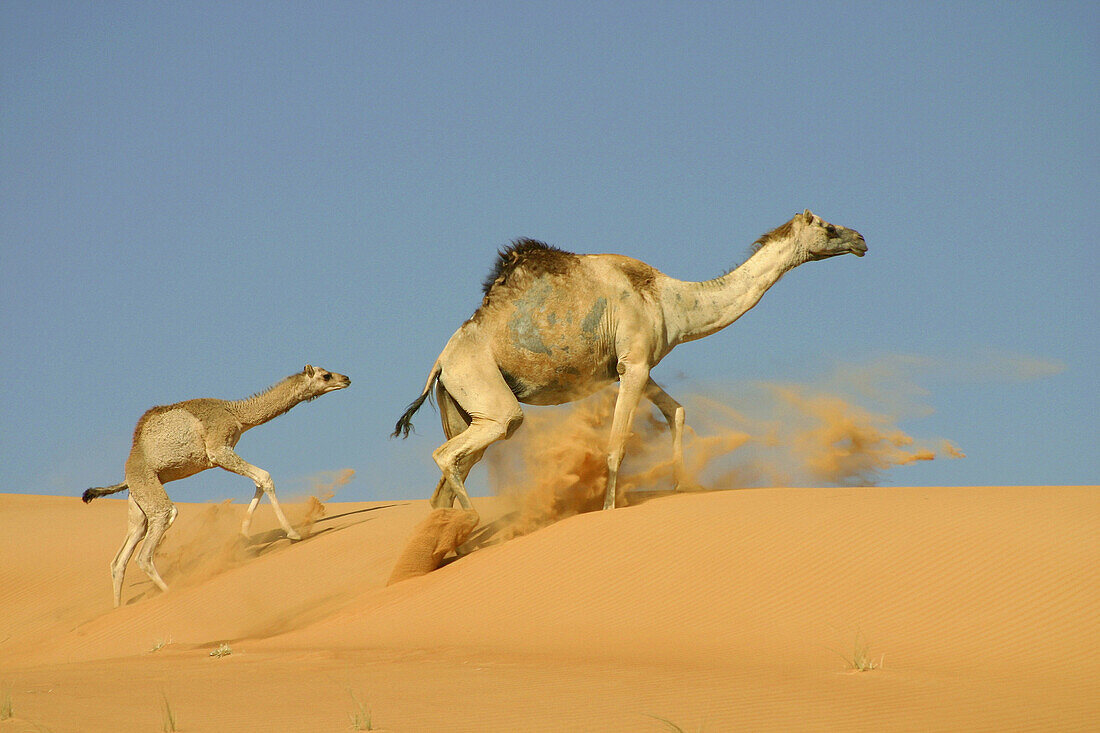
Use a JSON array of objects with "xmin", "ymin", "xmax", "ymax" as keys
[
  {"xmin": 84, "ymin": 364, "xmax": 350, "ymax": 606},
  {"xmin": 395, "ymin": 210, "xmax": 866, "ymax": 513}
]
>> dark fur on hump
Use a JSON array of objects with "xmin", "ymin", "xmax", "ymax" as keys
[{"xmin": 481, "ymin": 238, "xmax": 575, "ymax": 294}]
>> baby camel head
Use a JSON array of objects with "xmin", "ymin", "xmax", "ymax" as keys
[
  {"xmin": 757, "ymin": 209, "xmax": 867, "ymax": 263},
  {"xmin": 300, "ymin": 364, "xmax": 351, "ymax": 399}
]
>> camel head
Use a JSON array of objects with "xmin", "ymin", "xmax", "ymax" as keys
[
  {"xmin": 300, "ymin": 364, "xmax": 351, "ymax": 399},
  {"xmin": 795, "ymin": 209, "xmax": 867, "ymax": 261}
]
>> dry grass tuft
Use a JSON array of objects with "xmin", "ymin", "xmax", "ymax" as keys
[
  {"xmin": 208, "ymin": 642, "xmax": 233, "ymax": 658},
  {"xmin": 839, "ymin": 632, "xmax": 884, "ymax": 672},
  {"xmin": 347, "ymin": 690, "xmax": 373, "ymax": 730},
  {"xmin": 1, "ymin": 685, "xmax": 12, "ymax": 720}
]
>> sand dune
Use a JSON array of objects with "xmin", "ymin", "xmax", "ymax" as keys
[{"xmin": 1, "ymin": 485, "xmax": 1096, "ymax": 731}]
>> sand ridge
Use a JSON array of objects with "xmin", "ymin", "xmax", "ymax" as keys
[{"xmin": 1, "ymin": 484, "xmax": 1097, "ymax": 731}]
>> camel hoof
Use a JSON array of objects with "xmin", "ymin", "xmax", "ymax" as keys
[{"xmin": 286, "ymin": 530, "xmax": 302, "ymax": 541}]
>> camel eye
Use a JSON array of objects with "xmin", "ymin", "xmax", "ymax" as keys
[
  {"xmin": 323, "ymin": 373, "xmax": 332, "ymax": 381},
  {"xmin": 826, "ymin": 225, "xmax": 837, "ymax": 236}
]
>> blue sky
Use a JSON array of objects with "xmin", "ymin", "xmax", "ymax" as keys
[{"xmin": 2, "ymin": 2, "xmax": 1096, "ymax": 503}]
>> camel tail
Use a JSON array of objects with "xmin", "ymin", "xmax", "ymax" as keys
[
  {"xmin": 82, "ymin": 482, "xmax": 128, "ymax": 503},
  {"xmin": 392, "ymin": 361, "xmax": 442, "ymax": 439}
]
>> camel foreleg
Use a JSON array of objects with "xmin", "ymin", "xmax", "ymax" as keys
[
  {"xmin": 208, "ymin": 446, "xmax": 301, "ymax": 541},
  {"xmin": 604, "ymin": 363, "xmax": 651, "ymax": 510}
]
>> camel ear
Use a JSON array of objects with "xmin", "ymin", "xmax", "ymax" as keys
[
  {"xmin": 802, "ymin": 209, "xmax": 814, "ymax": 223},
  {"xmin": 304, "ymin": 364, "xmax": 315, "ymax": 377}
]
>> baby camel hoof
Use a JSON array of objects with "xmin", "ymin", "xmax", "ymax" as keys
[{"xmin": 285, "ymin": 530, "xmax": 302, "ymax": 541}]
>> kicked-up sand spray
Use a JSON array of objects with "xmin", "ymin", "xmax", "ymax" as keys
[
  {"xmin": 294, "ymin": 468, "xmax": 357, "ymax": 538},
  {"xmin": 487, "ymin": 376, "xmax": 964, "ymax": 537},
  {"xmin": 153, "ymin": 468, "xmax": 357, "ymax": 592}
]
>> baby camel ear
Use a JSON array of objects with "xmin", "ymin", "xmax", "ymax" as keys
[
  {"xmin": 304, "ymin": 364, "xmax": 316, "ymax": 377},
  {"xmin": 802, "ymin": 209, "xmax": 814, "ymax": 223}
]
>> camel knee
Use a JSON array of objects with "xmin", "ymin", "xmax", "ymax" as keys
[
  {"xmin": 502, "ymin": 407, "xmax": 524, "ymax": 438},
  {"xmin": 432, "ymin": 439, "xmax": 479, "ymax": 475},
  {"xmin": 431, "ymin": 444, "xmax": 450, "ymax": 473},
  {"xmin": 432, "ymin": 413, "xmax": 518, "ymax": 472},
  {"xmin": 255, "ymin": 471, "xmax": 274, "ymax": 493}
]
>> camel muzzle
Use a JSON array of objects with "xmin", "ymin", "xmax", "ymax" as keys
[{"xmin": 850, "ymin": 235, "xmax": 867, "ymax": 257}]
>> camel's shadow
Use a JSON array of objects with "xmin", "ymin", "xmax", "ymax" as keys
[{"xmin": 243, "ymin": 502, "xmax": 405, "ymax": 553}]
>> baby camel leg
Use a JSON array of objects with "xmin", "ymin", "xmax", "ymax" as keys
[
  {"xmin": 127, "ymin": 467, "xmax": 178, "ymax": 601},
  {"xmin": 109, "ymin": 497, "xmax": 148, "ymax": 607},
  {"xmin": 430, "ymin": 364, "xmax": 523, "ymax": 511},
  {"xmin": 208, "ymin": 446, "xmax": 301, "ymax": 541}
]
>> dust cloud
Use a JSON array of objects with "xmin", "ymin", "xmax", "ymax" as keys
[
  {"xmin": 158, "ymin": 500, "xmax": 248, "ymax": 589},
  {"xmin": 154, "ymin": 468, "xmax": 357, "ymax": 589},
  {"xmin": 290, "ymin": 468, "xmax": 356, "ymax": 537},
  {"xmin": 488, "ymin": 369, "xmax": 964, "ymax": 537}
]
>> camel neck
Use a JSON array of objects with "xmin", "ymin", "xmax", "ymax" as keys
[
  {"xmin": 663, "ymin": 241, "xmax": 801, "ymax": 345},
  {"xmin": 227, "ymin": 375, "xmax": 309, "ymax": 428}
]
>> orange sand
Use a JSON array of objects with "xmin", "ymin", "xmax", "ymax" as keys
[{"xmin": 1, "ymin": 485, "xmax": 1097, "ymax": 731}]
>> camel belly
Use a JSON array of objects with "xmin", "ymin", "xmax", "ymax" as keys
[
  {"xmin": 495, "ymin": 330, "xmax": 618, "ymax": 405},
  {"xmin": 501, "ymin": 361, "xmax": 617, "ymax": 405}
]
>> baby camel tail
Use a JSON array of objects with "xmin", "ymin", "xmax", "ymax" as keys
[{"xmin": 84, "ymin": 364, "xmax": 350, "ymax": 607}]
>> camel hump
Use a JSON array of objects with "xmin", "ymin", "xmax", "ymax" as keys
[{"xmin": 481, "ymin": 238, "xmax": 576, "ymax": 295}]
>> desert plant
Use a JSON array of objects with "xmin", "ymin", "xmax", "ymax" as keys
[
  {"xmin": 841, "ymin": 632, "xmax": 884, "ymax": 672},
  {"xmin": 347, "ymin": 690, "xmax": 373, "ymax": 730},
  {"xmin": 148, "ymin": 636, "xmax": 172, "ymax": 653},
  {"xmin": 209, "ymin": 642, "xmax": 232, "ymax": 658},
  {"xmin": 1, "ymin": 685, "xmax": 12, "ymax": 720},
  {"xmin": 161, "ymin": 693, "xmax": 177, "ymax": 732}
]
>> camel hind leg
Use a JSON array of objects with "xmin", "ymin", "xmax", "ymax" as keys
[
  {"xmin": 109, "ymin": 497, "xmax": 147, "ymax": 607},
  {"xmin": 429, "ymin": 381, "xmax": 485, "ymax": 508},
  {"xmin": 125, "ymin": 458, "xmax": 178, "ymax": 602},
  {"xmin": 429, "ymin": 354, "xmax": 523, "ymax": 511}
]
